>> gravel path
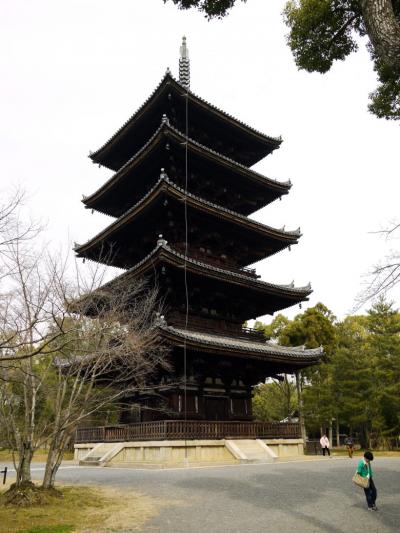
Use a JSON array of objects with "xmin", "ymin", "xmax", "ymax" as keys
[{"xmin": 3, "ymin": 457, "xmax": 400, "ymax": 532}]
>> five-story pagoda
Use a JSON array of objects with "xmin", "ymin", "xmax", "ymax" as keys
[{"xmin": 75, "ymin": 38, "xmax": 322, "ymax": 432}]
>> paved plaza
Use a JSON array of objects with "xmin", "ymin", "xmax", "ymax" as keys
[{"xmin": 4, "ymin": 457, "xmax": 400, "ymax": 532}]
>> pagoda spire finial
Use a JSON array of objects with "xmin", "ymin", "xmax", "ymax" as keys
[{"xmin": 179, "ymin": 36, "xmax": 190, "ymax": 90}]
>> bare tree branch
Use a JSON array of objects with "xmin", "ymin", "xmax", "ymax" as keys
[
  {"xmin": 354, "ymin": 221, "xmax": 400, "ymax": 310},
  {"xmin": 0, "ymin": 225, "xmax": 169, "ymax": 488}
]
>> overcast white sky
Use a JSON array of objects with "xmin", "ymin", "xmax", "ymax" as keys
[{"xmin": 1, "ymin": 0, "xmax": 399, "ymax": 322}]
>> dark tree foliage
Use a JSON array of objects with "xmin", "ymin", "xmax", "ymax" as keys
[
  {"xmin": 165, "ymin": 0, "xmax": 400, "ymax": 120},
  {"xmin": 163, "ymin": 0, "xmax": 246, "ymax": 19},
  {"xmin": 284, "ymin": 1, "xmax": 365, "ymax": 74},
  {"xmin": 368, "ymin": 46, "xmax": 400, "ymax": 119},
  {"xmin": 284, "ymin": 0, "xmax": 400, "ymax": 120}
]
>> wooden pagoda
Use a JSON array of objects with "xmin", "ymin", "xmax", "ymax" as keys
[{"xmin": 75, "ymin": 38, "xmax": 322, "ymax": 436}]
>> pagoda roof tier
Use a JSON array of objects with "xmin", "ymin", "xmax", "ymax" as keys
[
  {"xmin": 89, "ymin": 71, "xmax": 281, "ymax": 171},
  {"xmin": 158, "ymin": 324, "xmax": 322, "ymax": 367},
  {"xmin": 75, "ymin": 176, "xmax": 300, "ymax": 269},
  {"xmin": 89, "ymin": 243, "xmax": 311, "ymax": 319},
  {"xmin": 84, "ymin": 119, "xmax": 291, "ymax": 218}
]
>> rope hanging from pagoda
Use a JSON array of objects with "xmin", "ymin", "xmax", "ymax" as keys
[{"xmin": 179, "ymin": 35, "xmax": 190, "ymax": 463}]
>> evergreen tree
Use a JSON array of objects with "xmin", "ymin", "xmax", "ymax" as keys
[
  {"xmin": 253, "ymin": 377, "xmax": 298, "ymax": 422},
  {"xmin": 330, "ymin": 315, "xmax": 371, "ymax": 446},
  {"xmin": 254, "ymin": 314, "xmax": 290, "ymax": 340},
  {"xmin": 365, "ymin": 298, "xmax": 400, "ymax": 445}
]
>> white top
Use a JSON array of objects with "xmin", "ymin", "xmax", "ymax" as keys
[{"xmin": 320, "ymin": 436, "xmax": 330, "ymax": 448}]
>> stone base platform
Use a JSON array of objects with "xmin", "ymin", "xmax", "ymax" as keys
[{"xmin": 74, "ymin": 438, "xmax": 304, "ymax": 468}]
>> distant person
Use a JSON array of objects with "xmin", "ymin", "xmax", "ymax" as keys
[
  {"xmin": 320, "ymin": 434, "xmax": 330, "ymax": 456},
  {"xmin": 345, "ymin": 436, "xmax": 354, "ymax": 458},
  {"xmin": 356, "ymin": 451, "xmax": 377, "ymax": 511}
]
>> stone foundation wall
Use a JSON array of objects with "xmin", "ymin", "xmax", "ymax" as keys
[
  {"xmin": 264, "ymin": 439, "xmax": 304, "ymax": 457},
  {"xmin": 74, "ymin": 444, "xmax": 94, "ymax": 461},
  {"xmin": 74, "ymin": 438, "xmax": 304, "ymax": 467},
  {"xmin": 110, "ymin": 440, "xmax": 236, "ymax": 466}
]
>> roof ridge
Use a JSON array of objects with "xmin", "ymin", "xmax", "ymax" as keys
[
  {"xmin": 170, "ymin": 73, "xmax": 282, "ymax": 145},
  {"xmin": 90, "ymin": 72, "xmax": 171, "ymax": 161},
  {"xmin": 166, "ymin": 177, "xmax": 300, "ymax": 237},
  {"xmin": 76, "ymin": 174, "xmax": 300, "ymax": 255},
  {"xmin": 90, "ymin": 71, "xmax": 282, "ymax": 162},
  {"xmin": 165, "ymin": 120, "xmax": 290, "ymax": 188},
  {"xmin": 161, "ymin": 325, "xmax": 323, "ymax": 358},
  {"xmin": 161, "ymin": 244, "xmax": 311, "ymax": 293},
  {"xmin": 96, "ymin": 241, "xmax": 312, "ymax": 296},
  {"xmin": 84, "ymin": 118, "xmax": 291, "ymax": 209},
  {"xmin": 76, "ymin": 174, "xmax": 168, "ymax": 250}
]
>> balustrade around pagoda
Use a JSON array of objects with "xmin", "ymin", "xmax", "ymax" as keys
[
  {"xmin": 75, "ymin": 420, "xmax": 301, "ymax": 443},
  {"xmin": 167, "ymin": 312, "xmax": 266, "ymax": 342}
]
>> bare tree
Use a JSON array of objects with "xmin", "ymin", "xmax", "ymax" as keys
[
  {"xmin": 0, "ymin": 204, "xmax": 59, "ymax": 486},
  {"xmin": 0, "ymin": 233, "xmax": 169, "ymax": 491},
  {"xmin": 40, "ymin": 265, "xmax": 169, "ymax": 489},
  {"xmin": 355, "ymin": 222, "xmax": 400, "ymax": 308},
  {"xmin": 0, "ymin": 188, "xmax": 40, "ymax": 262}
]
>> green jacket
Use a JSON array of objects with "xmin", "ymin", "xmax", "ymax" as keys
[{"xmin": 357, "ymin": 459, "xmax": 373, "ymax": 478}]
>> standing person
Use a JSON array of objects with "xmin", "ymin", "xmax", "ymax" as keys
[
  {"xmin": 345, "ymin": 436, "xmax": 354, "ymax": 458},
  {"xmin": 356, "ymin": 451, "xmax": 377, "ymax": 511},
  {"xmin": 320, "ymin": 434, "xmax": 330, "ymax": 456}
]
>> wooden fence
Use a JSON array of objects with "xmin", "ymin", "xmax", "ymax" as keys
[{"xmin": 75, "ymin": 420, "xmax": 301, "ymax": 443}]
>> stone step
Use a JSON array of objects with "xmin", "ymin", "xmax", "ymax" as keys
[
  {"xmin": 225, "ymin": 439, "xmax": 277, "ymax": 463},
  {"xmin": 79, "ymin": 459, "xmax": 101, "ymax": 466}
]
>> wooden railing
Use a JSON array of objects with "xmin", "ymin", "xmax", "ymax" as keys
[
  {"xmin": 75, "ymin": 421, "xmax": 301, "ymax": 443},
  {"xmin": 168, "ymin": 314, "xmax": 267, "ymax": 342}
]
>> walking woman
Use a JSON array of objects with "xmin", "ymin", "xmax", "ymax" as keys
[
  {"xmin": 320, "ymin": 434, "xmax": 330, "ymax": 456},
  {"xmin": 357, "ymin": 451, "xmax": 378, "ymax": 511}
]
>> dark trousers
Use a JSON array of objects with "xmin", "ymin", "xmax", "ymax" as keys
[
  {"xmin": 322, "ymin": 446, "xmax": 330, "ymax": 456},
  {"xmin": 364, "ymin": 478, "xmax": 377, "ymax": 508}
]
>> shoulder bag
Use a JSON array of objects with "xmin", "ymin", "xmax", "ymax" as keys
[{"xmin": 352, "ymin": 472, "xmax": 369, "ymax": 489}]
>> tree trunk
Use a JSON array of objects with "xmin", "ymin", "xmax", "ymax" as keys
[
  {"xmin": 328, "ymin": 419, "xmax": 333, "ymax": 447},
  {"xmin": 50, "ymin": 450, "xmax": 64, "ymax": 488},
  {"xmin": 335, "ymin": 417, "xmax": 340, "ymax": 447},
  {"xmin": 360, "ymin": 424, "xmax": 369, "ymax": 449},
  {"xmin": 42, "ymin": 445, "xmax": 58, "ymax": 489},
  {"xmin": 283, "ymin": 375, "xmax": 291, "ymax": 418},
  {"xmin": 295, "ymin": 371, "xmax": 306, "ymax": 444},
  {"xmin": 360, "ymin": 0, "xmax": 400, "ymax": 71},
  {"xmin": 42, "ymin": 434, "xmax": 71, "ymax": 489},
  {"xmin": 16, "ymin": 443, "xmax": 33, "ymax": 486}
]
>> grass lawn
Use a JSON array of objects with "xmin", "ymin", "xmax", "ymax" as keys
[
  {"xmin": 0, "ymin": 483, "xmax": 161, "ymax": 533},
  {"xmin": 0, "ymin": 450, "xmax": 73, "ymax": 463}
]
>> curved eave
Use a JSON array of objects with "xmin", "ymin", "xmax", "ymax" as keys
[
  {"xmin": 89, "ymin": 72, "xmax": 282, "ymax": 169},
  {"xmin": 98, "ymin": 243, "xmax": 312, "ymax": 301},
  {"xmin": 83, "ymin": 120, "xmax": 291, "ymax": 214},
  {"xmin": 158, "ymin": 325, "xmax": 322, "ymax": 365},
  {"xmin": 76, "ymin": 176, "xmax": 300, "ymax": 260}
]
